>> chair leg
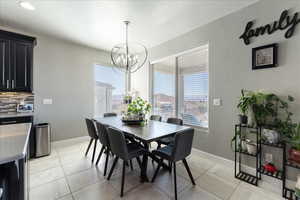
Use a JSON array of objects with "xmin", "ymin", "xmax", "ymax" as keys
[
  {"xmin": 91, "ymin": 139, "xmax": 97, "ymax": 163},
  {"xmin": 136, "ymin": 157, "xmax": 142, "ymax": 169},
  {"xmin": 104, "ymin": 148, "xmax": 109, "ymax": 176},
  {"xmin": 107, "ymin": 157, "xmax": 119, "ymax": 180},
  {"xmin": 96, "ymin": 146, "xmax": 105, "ymax": 165},
  {"xmin": 173, "ymin": 162, "xmax": 178, "ymax": 200},
  {"xmin": 121, "ymin": 161, "xmax": 126, "ymax": 197},
  {"xmin": 85, "ymin": 138, "xmax": 93, "ymax": 156},
  {"xmin": 151, "ymin": 159, "xmax": 163, "ymax": 182},
  {"xmin": 182, "ymin": 158, "xmax": 196, "ymax": 185},
  {"xmin": 130, "ymin": 160, "xmax": 133, "ymax": 171},
  {"xmin": 168, "ymin": 161, "xmax": 172, "ymax": 173}
]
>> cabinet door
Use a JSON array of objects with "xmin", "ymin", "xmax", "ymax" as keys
[
  {"xmin": 11, "ymin": 41, "xmax": 33, "ymax": 92},
  {"xmin": 0, "ymin": 39, "xmax": 10, "ymax": 90}
]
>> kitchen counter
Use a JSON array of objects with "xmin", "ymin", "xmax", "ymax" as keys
[
  {"xmin": 0, "ymin": 123, "xmax": 32, "ymax": 165},
  {"xmin": 0, "ymin": 112, "xmax": 34, "ymax": 119}
]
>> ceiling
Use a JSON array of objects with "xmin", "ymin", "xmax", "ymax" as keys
[{"xmin": 0, "ymin": 0, "xmax": 258, "ymax": 51}]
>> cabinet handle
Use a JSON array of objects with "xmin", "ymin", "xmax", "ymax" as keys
[
  {"xmin": 1, "ymin": 121, "xmax": 17, "ymax": 124},
  {"xmin": 6, "ymin": 80, "xmax": 9, "ymax": 89},
  {"xmin": 12, "ymin": 80, "xmax": 14, "ymax": 89}
]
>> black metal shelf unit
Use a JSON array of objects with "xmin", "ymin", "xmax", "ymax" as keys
[
  {"xmin": 283, "ymin": 152, "xmax": 300, "ymax": 200},
  {"xmin": 234, "ymin": 124, "xmax": 261, "ymax": 186}
]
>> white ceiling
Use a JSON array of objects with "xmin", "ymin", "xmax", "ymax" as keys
[{"xmin": 0, "ymin": 0, "xmax": 258, "ymax": 51}]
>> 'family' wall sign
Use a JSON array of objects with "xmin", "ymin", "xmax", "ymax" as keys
[{"xmin": 240, "ymin": 10, "xmax": 300, "ymax": 45}]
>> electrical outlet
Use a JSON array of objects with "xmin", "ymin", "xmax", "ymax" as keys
[{"xmin": 265, "ymin": 153, "xmax": 273, "ymax": 163}]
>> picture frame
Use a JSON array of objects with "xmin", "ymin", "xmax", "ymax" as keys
[{"xmin": 252, "ymin": 43, "xmax": 278, "ymax": 70}]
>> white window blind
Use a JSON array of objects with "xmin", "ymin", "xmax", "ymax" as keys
[{"xmin": 178, "ymin": 48, "xmax": 208, "ymax": 127}]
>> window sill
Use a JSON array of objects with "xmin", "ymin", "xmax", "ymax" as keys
[{"xmin": 184, "ymin": 124, "xmax": 209, "ymax": 134}]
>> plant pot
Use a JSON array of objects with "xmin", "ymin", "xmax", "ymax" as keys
[
  {"xmin": 289, "ymin": 148, "xmax": 300, "ymax": 164},
  {"xmin": 239, "ymin": 115, "xmax": 248, "ymax": 125}
]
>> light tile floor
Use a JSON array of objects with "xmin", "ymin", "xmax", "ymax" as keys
[{"xmin": 29, "ymin": 137, "xmax": 285, "ymax": 200}]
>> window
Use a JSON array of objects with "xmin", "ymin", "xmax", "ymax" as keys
[
  {"xmin": 151, "ymin": 45, "xmax": 209, "ymax": 128},
  {"xmin": 94, "ymin": 65, "xmax": 125, "ymax": 117},
  {"xmin": 178, "ymin": 49, "xmax": 208, "ymax": 127},
  {"xmin": 152, "ymin": 58, "xmax": 176, "ymax": 120}
]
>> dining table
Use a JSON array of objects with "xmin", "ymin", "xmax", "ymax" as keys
[{"xmin": 93, "ymin": 116, "xmax": 192, "ymax": 182}]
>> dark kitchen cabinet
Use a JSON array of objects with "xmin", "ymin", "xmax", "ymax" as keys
[{"xmin": 0, "ymin": 30, "xmax": 36, "ymax": 92}]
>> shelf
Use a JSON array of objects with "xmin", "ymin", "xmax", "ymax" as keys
[
  {"xmin": 286, "ymin": 161, "xmax": 300, "ymax": 170},
  {"xmin": 235, "ymin": 171, "xmax": 258, "ymax": 186},
  {"xmin": 259, "ymin": 166, "xmax": 283, "ymax": 180},
  {"xmin": 261, "ymin": 140, "xmax": 285, "ymax": 149},
  {"xmin": 283, "ymin": 188, "xmax": 299, "ymax": 200},
  {"xmin": 236, "ymin": 149, "xmax": 260, "ymax": 157}
]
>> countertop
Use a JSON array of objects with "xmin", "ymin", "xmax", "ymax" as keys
[
  {"xmin": 0, "ymin": 112, "xmax": 34, "ymax": 119},
  {"xmin": 0, "ymin": 123, "xmax": 32, "ymax": 165}
]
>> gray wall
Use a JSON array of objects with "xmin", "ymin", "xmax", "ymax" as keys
[
  {"xmin": 131, "ymin": 0, "xmax": 300, "ymax": 161},
  {"xmin": 0, "ymin": 26, "xmax": 111, "ymax": 141}
]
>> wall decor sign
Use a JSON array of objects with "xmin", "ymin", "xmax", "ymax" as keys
[
  {"xmin": 252, "ymin": 43, "xmax": 277, "ymax": 70},
  {"xmin": 240, "ymin": 10, "xmax": 300, "ymax": 45}
]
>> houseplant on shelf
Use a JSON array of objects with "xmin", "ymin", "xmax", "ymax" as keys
[
  {"xmin": 122, "ymin": 97, "xmax": 151, "ymax": 125},
  {"xmin": 285, "ymin": 123, "xmax": 300, "ymax": 164},
  {"xmin": 237, "ymin": 89, "xmax": 253, "ymax": 125}
]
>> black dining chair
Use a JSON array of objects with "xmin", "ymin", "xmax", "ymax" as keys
[
  {"xmin": 151, "ymin": 128, "xmax": 195, "ymax": 200},
  {"xmin": 150, "ymin": 115, "xmax": 162, "ymax": 121},
  {"xmin": 95, "ymin": 121, "xmax": 112, "ymax": 176},
  {"xmin": 106, "ymin": 127, "xmax": 146, "ymax": 197},
  {"xmin": 103, "ymin": 112, "xmax": 117, "ymax": 117},
  {"xmin": 156, "ymin": 117, "xmax": 183, "ymax": 148},
  {"xmin": 84, "ymin": 118, "xmax": 98, "ymax": 163}
]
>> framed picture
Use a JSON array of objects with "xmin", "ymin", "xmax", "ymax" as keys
[{"xmin": 252, "ymin": 43, "xmax": 278, "ymax": 70}]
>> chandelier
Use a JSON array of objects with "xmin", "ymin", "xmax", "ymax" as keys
[{"xmin": 111, "ymin": 21, "xmax": 148, "ymax": 73}]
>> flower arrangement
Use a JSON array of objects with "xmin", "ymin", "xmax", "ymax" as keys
[{"xmin": 122, "ymin": 97, "xmax": 151, "ymax": 121}]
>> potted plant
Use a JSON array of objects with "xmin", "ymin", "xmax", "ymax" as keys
[
  {"xmin": 237, "ymin": 89, "xmax": 252, "ymax": 125},
  {"xmin": 123, "ymin": 95, "xmax": 132, "ymax": 104},
  {"xmin": 122, "ymin": 97, "xmax": 151, "ymax": 124},
  {"xmin": 286, "ymin": 123, "xmax": 300, "ymax": 164}
]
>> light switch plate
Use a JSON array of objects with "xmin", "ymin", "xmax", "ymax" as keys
[
  {"xmin": 213, "ymin": 98, "xmax": 221, "ymax": 106},
  {"xmin": 43, "ymin": 99, "xmax": 53, "ymax": 105}
]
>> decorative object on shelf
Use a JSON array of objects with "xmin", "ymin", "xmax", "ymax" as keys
[
  {"xmin": 246, "ymin": 140, "xmax": 257, "ymax": 155},
  {"xmin": 263, "ymin": 163, "xmax": 278, "ymax": 174},
  {"xmin": 111, "ymin": 21, "xmax": 148, "ymax": 73},
  {"xmin": 286, "ymin": 123, "xmax": 300, "ymax": 164},
  {"xmin": 239, "ymin": 10, "xmax": 300, "ymax": 45},
  {"xmin": 122, "ymin": 97, "xmax": 151, "ymax": 125},
  {"xmin": 295, "ymin": 175, "xmax": 300, "ymax": 198},
  {"xmin": 262, "ymin": 129, "xmax": 280, "ymax": 144},
  {"xmin": 252, "ymin": 43, "xmax": 278, "ymax": 70}
]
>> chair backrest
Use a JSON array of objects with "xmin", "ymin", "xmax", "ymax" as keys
[
  {"xmin": 150, "ymin": 115, "xmax": 162, "ymax": 122},
  {"xmin": 103, "ymin": 112, "xmax": 117, "ymax": 117},
  {"xmin": 85, "ymin": 118, "xmax": 98, "ymax": 139},
  {"xmin": 171, "ymin": 128, "xmax": 194, "ymax": 162},
  {"xmin": 107, "ymin": 127, "xmax": 129, "ymax": 160},
  {"xmin": 95, "ymin": 121, "xmax": 110, "ymax": 147},
  {"xmin": 167, "ymin": 117, "xmax": 183, "ymax": 125}
]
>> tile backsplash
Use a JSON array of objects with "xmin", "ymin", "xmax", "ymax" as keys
[{"xmin": 0, "ymin": 92, "xmax": 34, "ymax": 113}]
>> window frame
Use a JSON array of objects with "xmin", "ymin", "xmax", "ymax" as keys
[
  {"xmin": 149, "ymin": 45, "xmax": 209, "ymax": 130},
  {"xmin": 94, "ymin": 63, "xmax": 129, "ymax": 116}
]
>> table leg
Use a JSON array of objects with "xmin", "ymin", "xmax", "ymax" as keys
[{"xmin": 140, "ymin": 142, "xmax": 149, "ymax": 182}]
